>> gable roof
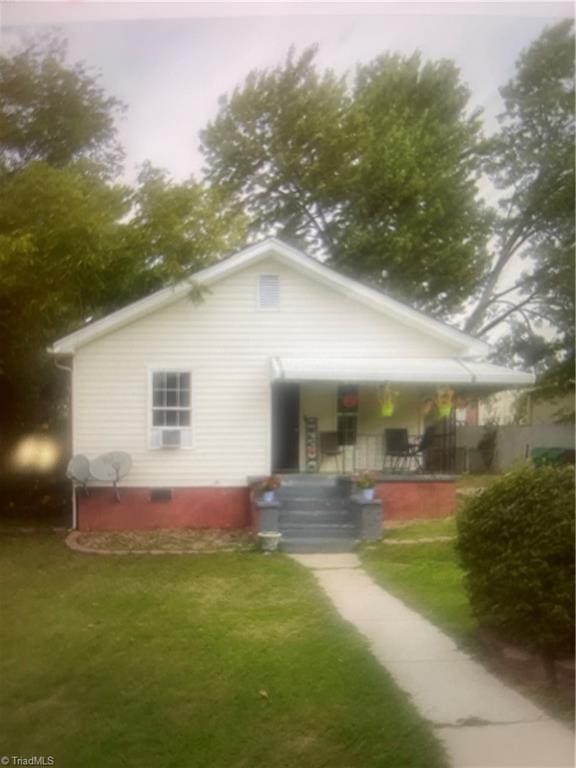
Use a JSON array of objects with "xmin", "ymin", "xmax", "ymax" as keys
[{"xmin": 49, "ymin": 238, "xmax": 490, "ymax": 356}]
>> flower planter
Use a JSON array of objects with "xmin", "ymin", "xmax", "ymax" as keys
[
  {"xmin": 261, "ymin": 490, "xmax": 275, "ymax": 503},
  {"xmin": 257, "ymin": 504, "xmax": 280, "ymax": 533},
  {"xmin": 257, "ymin": 531, "xmax": 282, "ymax": 552},
  {"xmin": 361, "ymin": 487, "xmax": 375, "ymax": 501}
]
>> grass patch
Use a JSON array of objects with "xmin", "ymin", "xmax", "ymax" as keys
[
  {"xmin": 1, "ymin": 534, "xmax": 448, "ymax": 768},
  {"xmin": 456, "ymin": 473, "xmax": 502, "ymax": 490},
  {"xmin": 385, "ymin": 518, "xmax": 456, "ymax": 540}
]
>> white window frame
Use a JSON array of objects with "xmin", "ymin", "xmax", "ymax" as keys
[
  {"xmin": 256, "ymin": 274, "xmax": 281, "ymax": 310},
  {"xmin": 148, "ymin": 368, "xmax": 194, "ymax": 450}
]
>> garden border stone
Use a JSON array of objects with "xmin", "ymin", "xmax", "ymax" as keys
[{"xmin": 65, "ymin": 530, "xmax": 255, "ymax": 556}]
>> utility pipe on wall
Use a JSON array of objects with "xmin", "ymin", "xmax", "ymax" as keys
[{"xmin": 53, "ymin": 357, "xmax": 76, "ymax": 530}]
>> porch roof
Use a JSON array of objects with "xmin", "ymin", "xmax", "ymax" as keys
[{"xmin": 270, "ymin": 357, "xmax": 535, "ymax": 388}]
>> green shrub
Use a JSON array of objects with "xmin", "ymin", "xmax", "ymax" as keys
[{"xmin": 457, "ymin": 465, "xmax": 575, "ymax": 673}]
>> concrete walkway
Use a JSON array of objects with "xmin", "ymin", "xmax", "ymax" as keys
[{"xmin": 292, "ymin": 553, "xmax": 574, "ymax": 768}]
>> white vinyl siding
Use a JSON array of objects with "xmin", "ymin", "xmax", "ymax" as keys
[{"xmin": 73, "ymin": 256, "xmax": 463, "ymax": 487}]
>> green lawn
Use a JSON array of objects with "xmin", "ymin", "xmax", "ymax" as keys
[
  {"xmin": 1, "ymin": 534, "xmax": 448, "ymax": 768},
  {"xmin": 385, "ymin": 517, "xmax": 456, "ymax": 540},
  {"xmin": 456, "ymin": 473, "xmax": 502, "ymax": 490}
]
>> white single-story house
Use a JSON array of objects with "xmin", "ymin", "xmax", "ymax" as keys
[{"xmin": 49, "ymin": 238, "xmax": 534, "ymax": 532}]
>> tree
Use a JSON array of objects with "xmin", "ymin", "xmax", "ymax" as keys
[
  {"xmin": 200, "ymin": 47, "xmax": 490, "ymax": 315},
  {"xmin": 334, "ymin": 53, "xmax": 489, "ymax": 313},
  {"xmin": 201, "ymin": 49, "xmax": 353, "ymax": 252},
  {"xmin": 0, "ymin": 35, "xmax": 130, "ymax": 443},
  {"xmin": 127, "ymin": 163, "xmax": 247, "ymax": 287},
  {"xmin": 0, "ymin": 161, "xmax": 132, "ymax": 437},
  {"xmin": 464, "ymin": 21, "xmax": 575, "ymax": 395},
  {"xmin": 0, "ymin": 35, "xmax": 123, "ymax": 173}
]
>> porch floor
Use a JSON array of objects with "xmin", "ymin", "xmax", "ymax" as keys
[{"xmin": 277, "ymin": 472, "xmax": 458, "ymax": 483}]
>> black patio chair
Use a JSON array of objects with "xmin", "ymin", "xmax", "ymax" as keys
[
  {"xmin": 384, "ymin": 428, "xmax": 411, "ymax": 472},
  {"xmin": 319, "ymin": 431, "xmax": 343, "ymax": 472},
  {"xmin": 409, "ymin": 424, "xmax": 437, "ymax": 472}
]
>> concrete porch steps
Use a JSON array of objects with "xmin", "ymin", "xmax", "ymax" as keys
[
  {"xmin": 280, "ymin": 522, "xmax": 357, "ymax": 538},
  {"xmin": 280, "ymin": 511, "xmax": 353, "ymax": 525},
  {"xmin": 280, "ymin": 497, "xmax": 349, "ymax": 512},
  {"xmin": 279, "ymin": 536, "xmax": 359, "ymax": 554},
  {"xmin": 276, "ymin": 474, "xmax": 358, "ymax": 553}
]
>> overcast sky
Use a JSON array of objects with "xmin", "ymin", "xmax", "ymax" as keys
[{"xmin": 2, "ymin": 2, "xmax": 573, "ymax": 185}]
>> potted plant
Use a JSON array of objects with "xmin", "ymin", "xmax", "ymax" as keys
[
  {"xmin": 257, "ymin": 531, "xmax": 282, "ymax": 553},
  {"xmin": 352, "ymin": 471, "xmax": 378, "ymax": 501},
  {"xmin": 258, "ymin": 475, "xmax": 282, "ymax": 503}
]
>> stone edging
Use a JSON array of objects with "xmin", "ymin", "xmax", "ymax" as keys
[{"xmin": 65, "ymin": 530, "xmax": 252, "ymax": 556}]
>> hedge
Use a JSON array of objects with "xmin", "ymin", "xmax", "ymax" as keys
[{"xmin": 457, "ymin": 465, "xmax": 574, "ymax": 670}]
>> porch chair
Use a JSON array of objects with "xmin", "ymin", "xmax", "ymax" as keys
[
  {"xmin": 384, "ymin": 428, "xmax": 411, "ymax": 472},
  {"xmin": 319, "ymin": 431, "xmax": 343, "ymax": 473},
  {"xmin": 409, "ymin": 424, "xmax": 437, "ymax": 472}
]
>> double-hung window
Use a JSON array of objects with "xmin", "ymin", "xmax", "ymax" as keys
[{"xmin": 150, "ymin": 371, "xmax": 192, "ymax": 448}]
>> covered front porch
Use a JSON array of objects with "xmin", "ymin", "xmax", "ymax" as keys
[{"xmin": 270, "ymin": 356, "xmax": 534, "ymax": 477}]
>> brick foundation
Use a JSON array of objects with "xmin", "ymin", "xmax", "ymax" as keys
[
  {"xmin": 77, "ymin": 487, "xmax": 251, "ymax": 532},
  {"xmin": 76, "ymin": 480, "xmax": 455, "ymax": 531},
  {"xmin": 376, "ymin": 480, "xmax": 456, "ymax": 521}
]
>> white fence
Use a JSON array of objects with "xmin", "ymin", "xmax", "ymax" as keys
[{"xmin": 455, "ymin": 425, "xmax": 575, "ymax": 473}]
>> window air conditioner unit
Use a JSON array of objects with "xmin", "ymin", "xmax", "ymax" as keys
[{"xmin": 161, "ymin": 429, "xmax": 181, "ymax": 448}]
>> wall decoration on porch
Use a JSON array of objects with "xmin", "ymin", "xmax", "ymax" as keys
[
  {"xmin": 338, "ymin": 386, "xmax": 359, "ymax": 411},
  {"xmin": 378, "ymin": 383, "xmax": 399, "ymax": 417},
  {"xmin": 303, "ymin": 415, "xmax": 319, "ymax": 472}
]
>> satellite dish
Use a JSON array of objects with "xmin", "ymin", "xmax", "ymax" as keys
[
  {"xmin": 89, "ymin": 456, "xmax": 117, "ymax": 482},
  {"xmin": 66, "ymin": 454, "xmax": 91, "ymax": 492},
  {"xmin": 90, "ymin": 451, "xmax": 132, "ymax": 501},
  {"xmin": 107, "ymin": 451, "xmax": 132, "ymax": 478}
]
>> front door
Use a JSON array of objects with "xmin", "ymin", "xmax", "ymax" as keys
[{"xmin": 271, "ymin": 382, "xmax": 300, "ymax": 472}]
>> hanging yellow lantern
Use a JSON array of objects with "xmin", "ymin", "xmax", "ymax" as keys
[
  {"xmin": 435, "ymin": 386, "xmax": 455, "ymax": 419},
  {"xmin": 378, "ymin": 383, "xmax": 399, "ymax": 417}
]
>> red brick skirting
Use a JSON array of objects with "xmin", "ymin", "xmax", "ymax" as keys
[
  {"xmin": 376, "ymin": 481, "xmax": 456, "ymax": 521},
  {"xmin": 77, "ymin": 487, "xmax": 251, "ymax": 532},
  {"xmin": 76, "ymin": 481, "xmax": 455, "ymax": 531}
]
